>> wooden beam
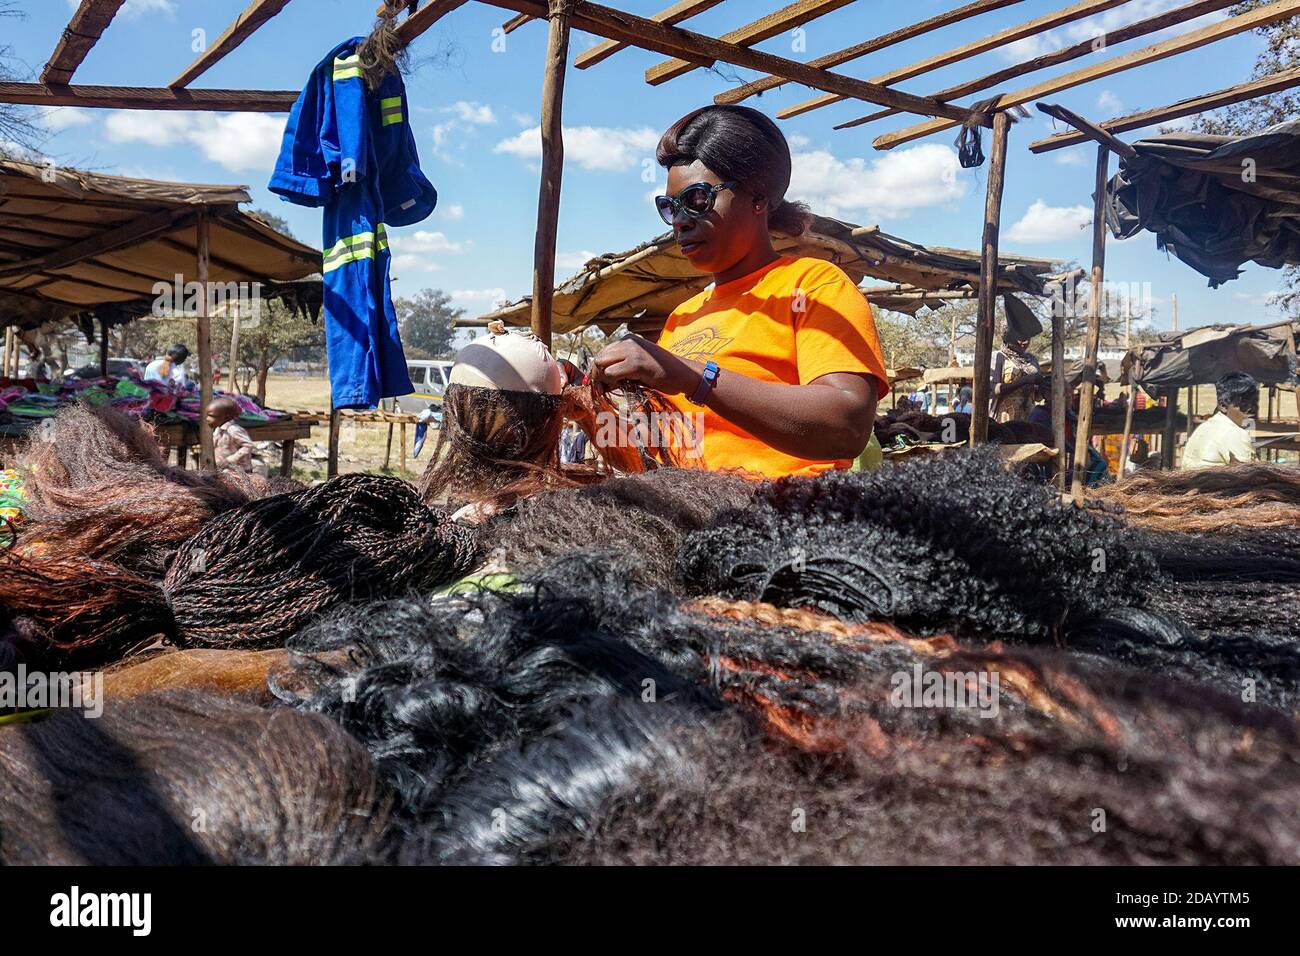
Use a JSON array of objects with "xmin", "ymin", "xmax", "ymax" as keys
[
  {"xmin": 1036, "ymin": 102, "xmax": 1138, "ymax": 160},
  {"xmin": 532, "ymin": 0, "xmax": 576, "ymax": 348},
  {"xmin": 576, "ymin": 0, "xmax": 723, "ymax": 70},
  {"xmin": 716, "ymin": 0, "xmax": 1023, "ymax": 105},
  {"xmin": 395, "ymin": 0, "xmax": 469, "ymax": 46},
  {"xmin": 645, "ymin": 0, "xmax": 855, "ymax": 86},
  {"xmin": 969, "ymin": 111, "xmax": 1011, "ymax": 447},
  {"xmin": 874, "ymin": 0, "xmax": 1300, "ymax": 151},
  {"xmin": 480, "ymin": 0, "xmax": 985, "ymax": 125},
  {"xmin": 838, "ymin": 0, "xmax": 1235, "ymax": 129},
  {"xmin": 197, "ymin": 207, "xmax": 216, "ymax": 471},
  {"xmin": 0, "ymin": 208, "xmax": 196, "ymax": 278},
  {"xmin": 1030, "ymin": 64, "xmax": 1300, "ymax": 152},
  {"xmin": 783, "ymin": 0, "xmax": 1130, "ymax": 120},
  {"xmin": 1051, "ymin": 284, "xmax": 1067, "ymax": 488},
  {"xmin": 1071, "ymin": 145, "xmax": 1109, "ymax": 502},
  {"xmin": 170, "ymin": 0, "xmax": 295, "ymax": 88},
  {"xmin": 40, "ymin": 0, "xmax": 126, "ymax": 85},
  {"xmin": 0, "ymin": 82, "xmax": 298, "ymax": 112},
  {"xmin": 503, "ymin": 12, "xmax": 534, "ymax": 33}
]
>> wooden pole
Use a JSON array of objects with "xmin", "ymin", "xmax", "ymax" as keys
[
  {"xmin": 226, "ymin": 307, "xmax": 241, "ymax": 393},
  {"xmin": 384, "ymin": 422, "xmax": 395, "ymax": 470},
  {"xmin": 1163, "ymin": 387, "xmax": 1179, "ymax": 468},
  {"xmin": 327, "ymin": 404, "xmax": 340, "ymax": 478},
  {"xmin": 530, "ymin": 0, "xmax": 575, "ymax": 349},
  {"xmin": 1070, "ymin": 144, "xmax": 1109, "ymax": 502},
  {"xmin": 970, "ymin": 110, "xmax": 1011, "ymax": 446},
  {"xmin": 400, "ymin": 422, "xmax": 408, "ymax": 474},
  {"xmin": 1118, "ymin": 385, "xmax": 1136, "ymax": 475},
  {"xmin": 196, "ymin": 207, "xmax": 216, "ymax": 471},
  {"xmin": 98, "ymin": 315, "xmax": 109, "ymax": 376},
  {"xmin": 3, "ymin": 326, "xmax": 12, "ymax": 380},
  {"xmin": 1051, "ymin": 285, "xmax": 1067, "ymax": 488},
  {"xmin": 1171, "ymin": 292, "xmax": 1178, "ymax": 333}
]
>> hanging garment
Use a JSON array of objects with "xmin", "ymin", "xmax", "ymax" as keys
[{"xmin": 270, "ymin": 37, "xmax": 438, "ymax": 409}]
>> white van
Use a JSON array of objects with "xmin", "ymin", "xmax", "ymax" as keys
[{"xmin": 389, "ymin": 359, "xmax": 454, "ymax": 417}]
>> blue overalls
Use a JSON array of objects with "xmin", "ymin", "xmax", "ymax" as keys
[{"xmin": 269, "ymin": 38, "xmax": 438, "ymax": 409}]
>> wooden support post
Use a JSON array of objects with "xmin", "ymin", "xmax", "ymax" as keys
[
  {"xmin": 196, "ymin": 207, "xmax": 216, "ymax": 471},
  {"xmin": 98, "ymin": 315, "xmax": 110, "ymax": 376},
  {"xmin": 1070, "ymin": 145, "xmax": 1109, "ymax": 502},
  {"xmin": 1051, "ymin": 286, "xmax": 1067, "ymax": 488},
  {"xmin": 400, "ymin": 422, "xmax": 408, "ymax": 474},
  {"xmin": 384, "ymin": 422, "xmax": 395, "ymax": 470},
  {"xmin": 3, "ymin": 326, "xmax": 12, "ymax": 380},
  {"xmin": 970, "ymin": 110, "xmax": 1011, "ymax": 445},
  {"xmin": 1171, "ymin": 292, "xmax": 1178, "ymax": 333},
  {"xmin": 530, "ymin": 0, "xmax": 575, "ymax": 349},
  {"xmin": 1162, "ymin": 388, "xmax": 1179, "ymax": 469},
  {"xmin": 226, "ymin": 308, "xmax": 241, "ymax": 393},
  {"xmin": 1118, "ymin": 387, "xmax": 1136, "ymax": 475},
  {"xmin": 327, "ymin": 405, "xmax": 340, "ymax": 478},
  {"xmin": 280, "ymin": 439, "xmax": 294, "ymax": 478}
]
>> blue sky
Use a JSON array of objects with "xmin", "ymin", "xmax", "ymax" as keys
[{"xmin": 6, "ymin": 0, "xmax": 1291, "ymax": 329}]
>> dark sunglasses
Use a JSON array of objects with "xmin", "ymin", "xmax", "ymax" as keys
[{"xmin": 655, "ymin": 181, "xmax": 737, "ymax": 226}]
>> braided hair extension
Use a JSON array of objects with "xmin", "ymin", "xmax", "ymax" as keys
[
  {"xmin": 480, "ymin": 467, "xmax": 757, "ymax": 589},
  {"xmin": 679, "ymin": 451, "xmax": 1152, "ymax": 639},
  {"xmin": 0, "ymin": 691, "xmax": 394, "ymax": 865},
  {"xmin": 0, "ymin": 474, "xmax": 480, "ymax": 666}
]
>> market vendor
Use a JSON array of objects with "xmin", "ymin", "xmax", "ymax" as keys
[
  {"xmin": 144, "ymin": 343, "xmax": 190, "ymax": 387},
  {"xmin": 1181, "ymin": 372, "xmax": 1258, "ymax": 470},
  {"xmin": 991, "ymin": 296, "xmax": 1044, "ymax": 423},
  {"xmin": 206, "ymin": 397, "xmax": 255, "ymax": 474},
  {"xmin": 589, "ymin": 105, "xmax": 888, "ymax": 479}
]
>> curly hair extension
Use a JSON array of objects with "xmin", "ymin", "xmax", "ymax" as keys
[
  {"xmin": 1089, "ymin": 462, "xmax": 1300, "ymax": 531},
  {"xmin": 0, "ymin": 691, "xmax": 394, "ymax": 865},
  {"xmin": 679, "ymin": 451, "xmax": 1152, "ymax": 639},
  {"xmin": 0, "ymin": 474, "xmax": 480, "ymax": 666}
]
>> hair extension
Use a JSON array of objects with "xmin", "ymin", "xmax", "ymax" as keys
[
  {"xmin": 100, "ymin": 648, "xmax": 290, "ymax": 706},
  {"xmin": 357, "ymin": 2, "xmax": 409, "ymax": 90},
  {"xmin": 417, "ymin": 383, "xmax": 567, "ymax": 507},
  {"xmin": 0, "ymin": 691, "xmax": 394, "ymax": 865},
  {"xmin": 1125, "ymin": 526, "xmax": 1300, "ymax": 583},
  {"xmin": 0, "ymin": 474, "xmax": 480, "ymax": 665},
  {"xmin": 679, "ymin": 451, "xmax": 1152, "ymax": 639},
  {"xmin": 1088, "ymin": 463, "xmax": 1300, "ymax": 531},
  {"xmin": 480, "ymin": 467, "xmax": 756, "ymax": 589},
  {"xmin": 14, "ymin": 405, "xmax": 261, "ymax": 576},
  {"xmin": 874, "ymin": 410, "xmax": 1051, "ymax": 448}
]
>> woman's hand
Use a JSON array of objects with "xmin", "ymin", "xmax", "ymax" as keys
[{"xmin": 590, "ymin": 335, "xmax": 700, "ymax": 396}]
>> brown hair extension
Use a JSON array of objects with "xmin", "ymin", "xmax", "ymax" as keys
[
  {"xmin": 100, "ymin": 648, "xmax": 290, "ymax": 705},
  {"xmin": 585, "ymin": 379, "xmax": 703, "ymax": 471},
  {"xmin": 357, "ymin": 3, "xmax": 409, "ymax": 90},
  {"xmin": 1089, "ymin": 462, "xmax": 1300, "ymax": 531},
  {"xmin": 14, "ymin": 405, "xmax": 257, "ymax": 575},
  {"xmin": 417, "ymin": 383, "xmax": 569, "ymax": 507}
]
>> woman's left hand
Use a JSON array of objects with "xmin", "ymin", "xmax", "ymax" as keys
[{"xmin": 590, "ymin": 335, "xmax": 699, "ymax": 395}]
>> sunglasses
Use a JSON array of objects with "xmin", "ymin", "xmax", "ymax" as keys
[{"xmin": 655, "ymin": 181, "xmax": 737, "ymax": 227}]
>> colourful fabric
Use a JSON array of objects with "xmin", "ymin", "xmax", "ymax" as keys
[
  {"xmin": 270, "ymin": 36, "xmax": 437, "ymax": 410},
  {"xmin": 0, "ymin": 468, "xmax": 26, "ymax": 543},
  {"xmin": 656, "ymin": 256, "xmax": 890, "ymax": 479}
]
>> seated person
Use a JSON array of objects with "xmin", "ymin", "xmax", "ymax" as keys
[
  {"xmin": 145, "ymin": 343, "xmax": 190, "ymax": 386},
  {"xmin": 206, "ymin": 397, "xmax": 255, "ymax": 474},
  {"xmin": 1181, "ymin": 372, "xmax": 1257, "ymax": 470}
]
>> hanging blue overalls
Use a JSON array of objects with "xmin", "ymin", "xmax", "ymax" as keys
[{"xmin": 269, "ymin": 38, "xmax": 438, "ymax": 409}]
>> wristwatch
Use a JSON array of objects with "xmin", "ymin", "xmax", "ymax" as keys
[{"xmin": 689, "ymin": 360, "xmax": 719, "ymax": 406}]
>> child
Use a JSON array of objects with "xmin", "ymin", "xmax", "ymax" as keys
[{"xmin": 206, "ymin": 397, "xmax": 255, "ymax": 473}]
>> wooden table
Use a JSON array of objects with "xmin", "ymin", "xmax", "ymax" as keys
[{"xmin": 153, "ymin": 419, "xmax": 315, "ymax": 476}]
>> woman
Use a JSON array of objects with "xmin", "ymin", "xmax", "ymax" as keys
[{"xmin": 591, "ymin": 106, "xmax": 888, "ymax": 479}]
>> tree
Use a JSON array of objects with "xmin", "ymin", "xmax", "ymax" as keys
[
  {"xmin": 1195, "ymin": 2, "xmax": 1299, "ymax": 315},
  {"xmin": 395, "ymin": 288, "xmax": 461, "ymax": 358},
  {"xmin": 0, "ymin": 2, "xmax": 40, "ymax": 158}
]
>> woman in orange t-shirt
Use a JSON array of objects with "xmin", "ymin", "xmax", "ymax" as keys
[{"xmin": 591, "ymin": 106, "xmax": 888, "ymax": 479}]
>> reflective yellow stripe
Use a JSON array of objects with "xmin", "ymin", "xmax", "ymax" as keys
[
  {"xmin": 322, "ymin": 226, "xmax": 389, "ymax": 272},
  {"xmin": 380, "ymin": 97, "xmax": 402, "ymax": 109},
  {"xmin": 333, "ymin": 54, "xmax": 362, "ymax": 81},
  {"xmin": 382, "ymin": 113, "xmax": 403, "ymax": 126},
  {"xmin": 381, "ymin": 96, "xmax": 404, "ymax": 126}
]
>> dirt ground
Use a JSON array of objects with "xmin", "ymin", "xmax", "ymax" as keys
[{"xmin": 261, "ymin": 374, "xmax": 434, "ymax": 483}]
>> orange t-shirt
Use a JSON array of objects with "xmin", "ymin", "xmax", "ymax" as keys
[{"xmin": 656, "ymin": 255, "xmax": 889, "ymax": 479}]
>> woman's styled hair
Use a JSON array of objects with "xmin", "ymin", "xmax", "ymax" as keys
[
  {"xmin": 1216, "ymin": 371, "xmax": 1259, "ymax": 413},
  {"xmin": 656, "ymin": 105, "xmax": 811, "ymax": 237}
]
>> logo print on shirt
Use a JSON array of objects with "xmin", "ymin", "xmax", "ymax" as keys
[{"xmin": 667, "ymin": 326, "xmax": 733, "ymax": 362}]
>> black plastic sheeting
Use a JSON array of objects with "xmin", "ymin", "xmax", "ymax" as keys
[
  {"xmin": 1105, "ymin": 119, "xmax": 1300, "ymax": 287},
  {"xmin": 1125, "ymin": 322, "xmax": 1297, "ymax": 397}
]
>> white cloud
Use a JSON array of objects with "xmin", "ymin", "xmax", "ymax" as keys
[
  {"xmin": 494, "ymin": 125, "xmax": 659, "ymax": 172},
  {"xmin": 389, "ymin": 230, "xmax": 467, "ymax": 271},
  {"xmin": 39, "ymin": 107, "xmax": 93, "ymax": 131},
  {"xmin": 70, "ymin": 0, "xmax": 177, "ymax": 16},
  {"xmin": 787, "ymin": 142, "xmax": 966, "ymax": 219},
  {"xmin": 451, "ymin": 288, "xmax": 508, "ymax": 305},
  {"xmin": 1096, "ymin": 90, "xmax": 1124, "ymax": 114},
  {"xmin": 438, "ymin": 203, "xmax": 465, "ymax": 221},
  {"xmin": 1006, "ymin": 200, "xmax": 1093, "ymax": 243},
  {"xmin": 556, "ymin": 250, "xmax": 599, "ymax": 270},
  {"xmin": 445, "ymin": 101, "xmax": 496, "ymax": 125},
  {"xmin": 1054, "ymin": 151, "xmax": 1087, "ymax": 166},
  {"xmin": 103, "ymin": 111, "xmax": 285, "ymax": 173},
  {"xmin": 512, "ymin": 112, "xmax": 535, "ymax": 127}
]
